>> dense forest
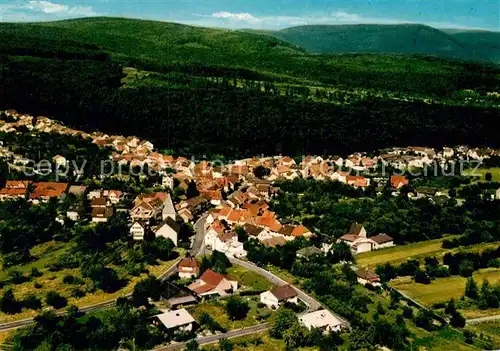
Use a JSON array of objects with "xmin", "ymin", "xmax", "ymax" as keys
[{"xmin": 0, "ymin": 18, "xmax": 499, "ymax": 158}]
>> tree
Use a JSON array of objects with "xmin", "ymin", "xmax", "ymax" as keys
[
  {"xmin": 253, "ymin": 165, "xmax": 270, "ymax": 179},
  {"xmin": 283, "ymin": 323, "xmax": 307, "ymax": 350},
  {"xmin": 450, "ymin": 312, "xmax": 466, "ymax": 328},
  {"xmin": 445, "ymin": 299, "xmax": 457, "ymax": 315},
  {"xmin": 269, "ymin": 308, "xmax": 299, "ymax": 339},
  {"xmin": 485, "ymin": 172, "xmax": 493, "ymax": 182},
  {"xmin": 23, "ymin": 294, "xmax": 42, "ymax": 310},
  {"xmin": 186, "ymin": 339, "xmax": 199, "ymax": 351},
  {"xmin": 459, "ymin": 260, "xmax": 475, "ymax": 277},
  {"xmin": 414, "ymin": 269, "xmax": 431, "ymax": 284},
  {"xmin": 235, "ymin": 226, "xmax": 249, "ymax": 243},
  {"xmin": 465, "ymin": 277, "xmax": 478, "ymax": 299},
  {"xmin": 219, "ymin": 337, "xmax": 233, "ymax": 351},
  {"xmin": 186, "ymin": 181, "xmax": 200, "ymax": 199},
  {"xmin": 225, "ymin": 296, "xmax": 250, "ymax": 321},
  {"xmin": 0, "ymin": 288, "xmax": 21, "ymax": 314},
  {"xmin": 45, "ymin": 291, "xmax": 68, "ymax": 309}
]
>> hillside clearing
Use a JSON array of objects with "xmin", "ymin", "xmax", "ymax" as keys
[{"xmin": 390, "ymin": 268, "xmax": 500, "ymax": 316}]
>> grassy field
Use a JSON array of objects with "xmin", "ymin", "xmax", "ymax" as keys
[
  {"xmin": 357, "ymin": 238, "xmax": 449, "ymax": 267},
  {"xmin": 391, "ymin": 268, "xmax": 500, "ymax": 314},
  {"xmin": 464, "ymin": 167, "xmax": 500, "ymax": 182},
  {"xmin": 409, "ymin": 326, "xmax": 481, "ymax": 351},
  {"xmin": 0, "ymin": 242, "xmax": 183, "ymax": 323},
  {"xmin": 357, "ymin": 238, "xmax": 500, "ymax": 268},
  {"xmin": 468, "ymin": 320, "xmax": 500, "ymax": 349},
  {"xmin": 227, "ymin": 265, "xmax": 273, "ymax": 291},
  {"xmin": 188, "ymin": 296, "xmax": 271, "ymax": 331}
]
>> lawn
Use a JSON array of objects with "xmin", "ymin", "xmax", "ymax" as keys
[
  {"xmin": 357, "ymin": 238, "xmax": 500, "ymax": 268},
  {"xmin": 390, "ymin": 268, "xmax": 500, "ymax": 316},
  {"xmin": 357, "ymin": 238, "xmax": 449, "ymax": 267},
  {"xmin": 469, "ymin": 320, "xmax": 500, "ymax": 349},
  {"xmin": 188, "ymin": 296, "xmax": 271, "ymax": 331},
  {"xmin": 227, "ymin": 265, "xmax": 272, "ymax": 291},
  {"xmin": 0, "ymin": 243, "xmax": 184, "ymax": 323},
  {"xmin": 463, "ymin": 167, "xmax": 500, "ymax": 182},
  {"xmin": 409, "ymin": 326, "xmax": 481, "ymax": 351}
]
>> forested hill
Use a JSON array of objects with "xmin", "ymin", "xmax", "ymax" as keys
[
  {"xmin": 270, "ymin": 24, "xmax": 500, "ymax": 63},
  {"xmin": 0, "ymin": 17, "xmax": 499, "ymax": 158}
]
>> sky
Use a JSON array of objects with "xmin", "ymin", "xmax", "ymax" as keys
[{"xmin": 0, "ymin": 0, "xmax": 498, "ymax": 31}]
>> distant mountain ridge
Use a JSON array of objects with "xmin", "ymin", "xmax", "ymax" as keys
[{"xmin": 267, "ymin": 24, "xmax": 500, "ymax": 63}]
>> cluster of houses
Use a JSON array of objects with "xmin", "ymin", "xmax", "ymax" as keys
[
  {"xmin": 152, "ymin": 256, "xmax": 349, "ymax": 336},
  {"xmin": 201, "ymin": 180, "xmax": 314, "ymax": 257}
]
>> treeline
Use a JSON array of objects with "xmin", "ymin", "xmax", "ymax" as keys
[{"xmin": 1, "ymin": 55, "xmax": 499, "ymax": 159}]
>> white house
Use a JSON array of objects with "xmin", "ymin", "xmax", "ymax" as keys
[
  {"xmin": 177, "ymin": 257, "xmax": 199, "ymax": 279},
  {"xmin": 260, "ymin": 285, "xmax": 298, "ymax": 309},
  {"xmin": 153, "ymin": 309, "xmax": 195, "ymax": 333},
  {"xmin": 496, "ymin": 188, "xmax": 500, "ymax": 200},
  {"xmin": 299, "ymin": 310, "xmax": 346, "ymax": 333},
  {"xmin": 162, "ymin": 175, "xmax": 174, "ymax": 189},
  {"xmin": 130, "ymin": 221, "xmax": 147, "ymax": 240},
  {"xmin": 337, "ymin": 223, "xmax": 394, "ymax": 254},
  {"xmin": 152, "ymin": 217, "xmax": 180, "ymax": 246},
  {"xmin": 355, "ymin": 269, "xmax": 382, "ymax": 287},
  {"xmin": 52, "ymin": 155, "xmax": 67, "ymax": 168}
]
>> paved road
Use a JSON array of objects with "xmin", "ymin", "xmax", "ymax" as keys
[
  {"xmin": 229, "ymin": 257, "xmax": 322, "ymax": 311},
  {"xmin": 154, "ymin": 323, "xmax": 269, "ymax": 351},
  {"xmin": 191, "ymin": 214, "xmax": 207, "ymax": 257},
  {"xmin": 466, "ymin": 314, "xmax": 500, "ymax": 325}
]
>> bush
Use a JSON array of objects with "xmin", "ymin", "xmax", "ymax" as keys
[
  {"xmin": 225, "ymin": 296, "xmax": 250, "ymax": 321},
  {"xmin": 71, "ymin": 287, "xmax": 86, "ymax": 298},
  {"xmin": 23, "ymin": 294, "xmax": 42, "ymax": 310},
  {"xmin": 62, "ymin": 275, "xmax": 84, "ymax": 285},
  {"xmin": 450, "ymin": 312, "xmax": 466, "ymax": 328},
  {"xmin": 34, "ymin": 282, "xmax": 43, "ymax": 289},
  {"xmin": 45, "ymin": 291, "xmax": 68, "ymax": 309},
  {"xmin": 31, "ymin": 268, "xmax": 43, "ymax": 278},
  {"xmin": 10, "ymin": 270, "xmax": 28, "ymax": 284}
]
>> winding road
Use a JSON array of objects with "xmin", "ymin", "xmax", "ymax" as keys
[{"xmin": 154, "ymin": 323, "xmax": 269, "ymax": 351}]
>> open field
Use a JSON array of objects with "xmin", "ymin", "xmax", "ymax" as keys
[
  {"xmin": 409, "ymin": 326, "xmax": 481, "ymax": 351},
  {"xmin": 188, "ymin": 296, "xmax": 272, "ymax": 331},
  {"xmin": 357, "ymin": 238, "xmax": 449, "ymax": 267},
  {"xmin": 227, "ymin": 265, "xmax": 273, "ymax": 291},
  {"xmin": 391, "ymin": 268, "xmax": 500, "ymax": 314},
  {"xmin": 357, "ymin": 238, "xmax": 500, "ymax": 268},
  {"xmin": 463, "ymin": 167, "xmax": 500, "ymax": 182},
  {"xmin": 468, "ymin": 320, "xmax": 500, "ymax": 349},
  {"xmin": 0, "ymin": 242, "xmax": 183, "ymax": 323}
]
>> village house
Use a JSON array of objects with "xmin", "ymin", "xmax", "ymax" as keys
[
  {"xmin": 299, "ymin": 310, "xmax": 347, "ymax": 333},
  {"xmin": 337, "ymin": 223, "xmax": 394, "ymax": 254},
  {"xmin": 355, "ymin": 269, "xmax": 381, "ymax": 287},
  {"xmin": 0, "ymin": 180, "xmax": 31, "ymax": 201},
  {"xmin": 390, "ymin": 175, "xmax": 409, "ymax": 189},
  {"xmin": 260, "ymin": 285, "xmax": 299, "ymax": 309},
  {"xmin": 91, "ymin": 207, "xmax": 113, "ymax": 223},
  {"xmin": 187, "ymin": 269, "xmax": 238, "ymax": 298},
  {"xmin": 153, "ymin": 309, "xmax": 195, "ymax": 333},
  {"xmin": 52, "ymin": 154, "xmax": 67, "ymax": 168},
  {"xmin": 296, "ymin": 246, "xmax": 323, "ymax": 259},
  {"xmin": 29, "ymin": 182, "xmax": 68, "ymax": 204},
  {"xmin": 130, "ymin": 221, "xmax": 148, "ymax": 240},
  {"xmin": 177, "ymin": 256, "xmax": 200, "ymax": 279},
  {"xmin": 152, "ymin": 217, "xmax": 181, "ymax": 246},
  {"xmin": 66, "ymin": 205, "xmax": 82, "ymax": 221}
]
